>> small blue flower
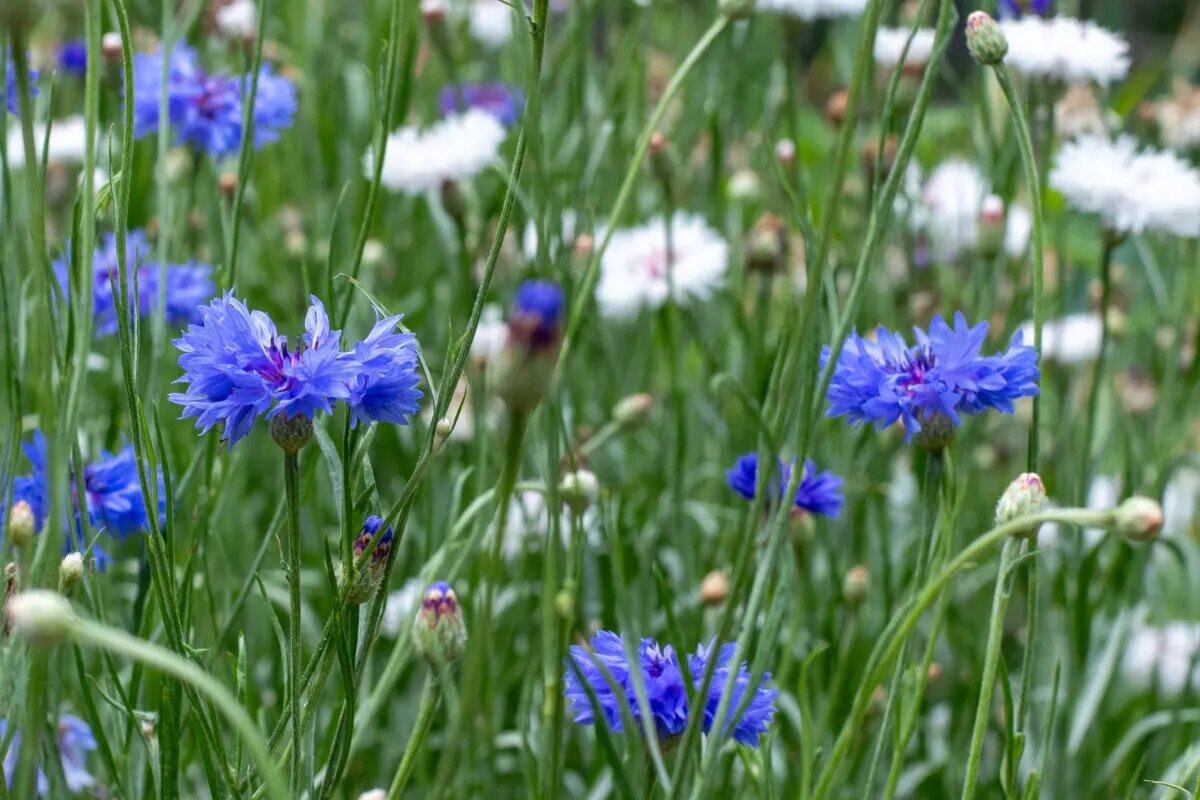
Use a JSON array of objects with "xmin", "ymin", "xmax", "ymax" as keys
[
  {"xmin": 726, "ymin": 453, "xmax": 844, "ymax": 517},
  {"xmin": 564, "ymin": 631, "xmax": 690, "ymax": 741},
  {"xmin": 1, "ymin": 715, "xmax": 97, "ymax": 795},
  {"xmin": 57, "ymin": 40, "xmax": 89, "ymax": 75},
  {"xmin": 509, "ymin": 279, "xmax": 565, "ymax": 349},
  {"xmin": 353, "ymin": 514, "xmax": 395, "ymax": 564},
  {"xmin": 997, "ymin": 0, "xmax": 1051, "ymax": 17},
  {"xmin": 688, "ymin": 641, "xmax": 777, "ymax": 747},
  {"xmin": 346, "ymin": 315, "xmax": 422, "ymax": 428},
  {"xmin": 130, "ymin": 46, "xmax": 296, "ymax": 157},
  {"xmin": 170, "ymin": 294, "xmax": 362, "ymax": 448},
  {"xmin": 2, "ymin": 431, "xmax": 165, "ymax": 566},
  {"xmin": 820, "ymin": 311, "xmax": 1039, "ymax": 443},
  {"xmin": 438, "ymin": 83, "xmax": 524, "ymax": 127},
  {"xmin": 5, "ymin": 56, "xmax": 38, "ymax": 115},
  {"xmin": 52, "ymin": 230, "xmax": 215, "ymax": 337}
]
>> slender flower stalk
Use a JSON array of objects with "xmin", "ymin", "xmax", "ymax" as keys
[
  {"xmin": 386, "ymin": 674, "xmax": 440, "ymax": 798},
  {"xmin": 282, "ymin": 449, "xmax": 304, "ymax": 796}
]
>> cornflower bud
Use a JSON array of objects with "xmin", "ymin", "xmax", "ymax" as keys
[
  {"xmin": 269, "ymin": 413, "xmax": 314, "ymax": 454},
  {"xmin": 995, "ymin": 472, "xmax": 1049, "ymax": 538},
  {"xmin": 613, "ymin": 393, "xmax": 653, "ymax": 430},
  {"xmin": 700, "ymin": 570, "xmax": 728, "ymax": 606},
  {"xmin": 413, "ymin": 581, "xmax": 467, "ymax": 665},
  {"xmin": 7, "ymin": 590, "xmax": 74, "ymax": 646},
  {"xmin": 843, "ymin": 565, "xmax": 870, "ymax": 603},
  {"xmin": 7, "ymin": 500, "xmax": 35, "ymax": 547},
  {"xmin": 966, "ymin": 11, "xmax": 1008, "ymax": 66},
  {"xmin": 1113, "ymin": 496, "xmax": 1163, "ymax": 542},
  {"xmin": 493, "ymin": 281, "xmax": 566, "ymax": 414},
  {"xmin": 560, "ymin": 470, "xmax": 599, "ymax": 515},
  {"xmin": 59, "ymin": 552, "xmax": 85, "ymax": 590},
  {"xmin": 345, "ymin": 516, "xmax": 394, "ymax": 605}
]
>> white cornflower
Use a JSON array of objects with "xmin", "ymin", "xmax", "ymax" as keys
[
  {"xmin": 873, "ymin": 27, "xmax": 936, "ymax": 70},
  {"xmin": 468, "ymin": 0, "xmax": 513, "ymax": 47},
  {"xmin": 370, "ymin": 109, "xmax": 506, "ymax": 193},
  {"xmin": 903, "ymin": 159, "xmax": 988, "ymax": 262},
  {"xmin": 5, "ymin": 115, "xmax": 91, "ymax": 170},
  {"xmin": 1050, "ymin": 135, "xmax": 1200, "ymax": 237},
  {"xmin": 999, "ymin": 16, "xmax": 1130, "ymax": 86},
  {"xmin": 215, "ymin": 0, "xmax": 257, "ymax": 38},
  {"xmin": 596, "ymin": 212, "xmax": 729, "ymax": 319},
  {"xmin": 1018, "ymin": 313, "xmax": 1103, "ymax": 364},
  {"xmin": 756, "ymin": 0, "xmax": 867, "ymax": 20},
  {"xmin": 1122, "ymin": 617, "xmax": 1200, "ymax": 698}
]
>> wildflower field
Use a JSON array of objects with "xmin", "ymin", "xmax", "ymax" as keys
[{"xmin": 3, "ymin": 0, "xmax": 1200, "ymax": 796}]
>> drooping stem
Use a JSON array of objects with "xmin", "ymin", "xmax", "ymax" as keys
[
  {"xmin": 386, "ymin": 673, "xmax": 441, "ymax": 799},
  {"xmin": 283, "ymin": 451, "xmax": 304, "ymax": 796},
  {"xmin": 961, "ymin": 537, "xmax": 1021, "ymax": 800}
]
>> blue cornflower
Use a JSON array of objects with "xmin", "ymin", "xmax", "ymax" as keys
[
  {"xmin": 726, "ymin": 453, "xmax": 844, "ymax": 517},
  {"xmin": 821, "ymin": 311, "xmax": 1039, "ymax": 446},
  {"xmin": 688, "ymin": 641, "xmax": 778, "ymax": 746},
  {"xmin": 564, "ymin": 631, "xmax": 690, "ymax": 741},
  {"xmin": 997, "ymin": 0, "xmax": 1051, "ymax": 17},
  {"xmin": 130, "ymin": 46, "xmax": 296, "ymax": 157},
  {"xmin": 58, "ymin": 40, "xmax": 89, "ymax": 75},
  {"xmin": 509, "ymin": 279, "xmax": 565, "ymax": 350},
  {"xmin": 438, "ymin": 83, "xmax": 524, "ymax": 127},
  {"xmin": 52, "ymin": 230, "xmax": 215, "ymax": 337},
  {"xmin": 5, "ymin": 57, "xmax": 38, "ymax": 115},
  {"xmin": 1, "ymin": 715, "xmax": 97, "ymax": 795},
  {"xmin": 346, "ymin": 315, "xmax": 423, "ymax": 428}
]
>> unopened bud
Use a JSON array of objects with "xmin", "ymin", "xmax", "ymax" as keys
[
  {"xmin": 966, "ymin": 11, "xmax": 1008, "ymax": 66},
  {"xmin": 573, "ymin": 233, "xmax": 594, "ymax": 259},
  {"xmin": 435, "ymin": 418, "xmax": 454, "ymax": 445},
  {"xmin": 362, "ymin": 239, "xmax": 386, "ymax": 268},
  {"xmin": 613, "ymin": 393, "xmax": 653, "ymax": 429},
  {"xmin": 59, "ymin": 553, "xmax": 85, "ymax": 589},
  {"xmin": 700, "ymin": 570, "xmax": 728, "ymax": 606},
  {"xmin": 774, "ymin": 138, "xmax": 796, "ymax": 169},
  {"xmin": 102, "ymin": 33, "xmax": 124, "ymax": 61},
  {"xmin": 1113, "ymin": 496, "xmax": 1163, "ymax": 542},
  {"xmin": 745, "ymin": 213, "xmax": 788, "ymax": 275},
  {"xmin": 269, "ymin": 413, "xmax": 314, "ymax": 454},
  {"xmin": 345, "ymin": 516, "xmax": 394, "ymax": 605},
  {"xmin": 7, "ymin": 500, "xmax": 35, "ymax": 547},
  {"xmin": 555, "ymin": 588, "xmax": 574, "ymax": 618},
  {"xmin": 7, "ymin": 590, "xmax": 74, "ymax": 646},
  {"xmin": 995, "ymin": 472, "xmax": 1048, "ymax": 538},
  {"xmin": 219, "ymin": 172, "xmax": 239, "ymax": 199},
  {"xmin": 648, "ymin": 132, "xmax": 674, "ymax": 185},
  {"xmin": 843, "ymin": 565, "xmax": 870, "ymax": 602},
  {"xmin": 560, "ymin": 470, "xmax": 599, "ymax": 515},
  {"xmin": 978, "ymin": 194, "xmax": 1006, "ymax": 259},
  {"xmin": 825, "ymin": 90, "xmax": 850, "ymax": 127},
  {"xmin": 728, "ymin": 169, "xmax": 761, "ymax": 203},
  {"xmin": 413, "ymin": 581, "xmax": 467, "ymax": 665}
]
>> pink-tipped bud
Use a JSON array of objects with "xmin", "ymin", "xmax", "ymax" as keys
[
  {"xmin": 1114, "ymin": 496, "xmax": 1163, "ymax": 542},
  {"xmin": 995, "ymin": 473, "xmax": 1049, "ymax": 538},
  {"xmin": 966, "ymin": 11, "xmax": 1008, "ymax": 66}
]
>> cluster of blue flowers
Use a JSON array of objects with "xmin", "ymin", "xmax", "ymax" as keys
[
  {"xmin": 3, "ymin": 432, "xmax": 164, "ymax": 568},
  {"xmin": 821, "ymin": 312, "xmax": 1039, "ymax": 445},
  {"xmin": 170, "ymin": 293, "xmax": 422, "ymax": 448},
  {"xmin": 5, "ymin": 56, "xmax": 38, "ymax": 115},
  {"xmin": 997, "ymin": 0, "xmax": 1052, "ymax": 17},
  {"xmin": 52, "ymin": 230, "xmax": 215, "ymax": 338},
  {"xmin": 1, "ymin": 715, "xmax": 96, "ymax": 795},
  {"xmin": 131, "ymin": 46, "xmax": 296, "ymax": 157},
  {"xmin": 564, "ymin": 630, "xmax": 777, "ymax": 747},
  {"xmin": 438, "ymin": 82, "xmax": 524, "ymax": 127},
  {"xmin": 726, "ymin": 453, "xmax": 844, "ymax": 517}
]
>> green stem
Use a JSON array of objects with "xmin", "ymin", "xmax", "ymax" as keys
[
  {"xmin": 283, "ymin": 451, "xmax": 304, "ymax": 796},
  {"xmin": 386, "ymin": 674, "xmax": 441, "ymax": 799},
  {"xmin": 68, "ymin": 617, "xmax": 288, "ymax": 800},
  {"xmin": 961, "ymin": 537, "xmax": 1021, "ymax": 800},
  {"xmin": 810, "ymin": 507, "xmax": 1114, "ymax": 800},
  {"xmin": 1078, "ymin": 235, "xmax": 1116, "ymax": 504}
]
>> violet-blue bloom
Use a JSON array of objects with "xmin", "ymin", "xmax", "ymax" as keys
[
  {"xmin": 1, "ymin": 715, "xmax": 96, "ymax": 795},
  {"xmin": 130, "ymin": 46, "xmax": 296, "ymax": 156},
  {"xmin": 726, "ymin": 453, "xmax": 844, "ymax": 517},
  {"xmin": 346, "ymin": 315, "xmax": 422, "ymax": 428},
  {"xmin": 52, "ymin": 230, "xmax": 215, "ymax": 337},
  {"xmin": 820, "ymin": 311, "xmax": 1039, "ymax": 442},
  {"xmin": 5, "ymin": 57, "xmax": 38, "ymax": 115},
  {"xmin": 688, "ymin": 641, "xmax": 778, "ymax": 747},
  {"xmin": 564, "ymin": 630, "xmax": 690, "ymax": 741},
  {"xmin": 509, "ymin": 279, "xmax": 565, "ymax": 349},
  {"xmin": 438, "ymin": 83, "xmax": 524, "ymax": 127},
  {"xmin": 997, "ymin": 0, "xmax": 1051, "ymax": 17},
  {"xmin": 58, "ymin": 40, "xmax": 89, "ymax": 74}
]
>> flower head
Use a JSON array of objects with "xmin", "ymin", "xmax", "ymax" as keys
[
  {"xmin": 413, "ymin": 581, "xmax": 468, "ymax": 664},
  {"xmin": 564, "ymin": 631, "xmax": 690, "ymax": 741},
  {"xmin": 874, "ymin": 27, "xmax": 936, "ymax": 71},
  {"xmin": 492, "ymin": 281, "xmax": 565, "ymax": 413},
  {"xmin": 1, "ymin": 714, "xmax": 96, "ymax": 795},
  {"xmin": 371, "ymin": 108, "xmax": 506, "ymax": 193},
  {"xmin": 131, "ymin": 46, "xmax": 296, "ymax": 156},
  {"xmin": 755, "ymin": 0, "xmax": 866, "ymax": 20},
  {"xmin": 216, "ymin": 0, "xmax": 258, "ymax": 38},
  {"xmin": 998, "ymin": 16, "xmax": 1129, "ymax": 85},
  {"xmin": 5, "ymin": 57, "xmax": 38, "ymax": 115},
  {"xmin": 1050, "ymin": 135, "xmax": 1200, "ymax": 238},
  {"xmin": 726, "ymin": 454, "xmax": 844, "ymax": 518},
  {"xmin": 346, "ymin": 314, "xmax": 423, "ymax": 428},
  {"xmin": 438, "ymin": 83, "xmax": 524, "ymax": 127},
  {"xmin": 508, "ymin": 280, "xmax": 565, "ymax": 350},
  {"xmin": 58, "ymin": 40, "xmax": 89, "ymax": 75},
  {"xmin": 688, "ymin": 641, "xmax": 777, "ymax": 746},
  {"xmin": 53, "ymin": 230, "xmax": 215, "ymax": 337},
  {"xmin": 821, "ymin": 312, "xmax": 1040, "ymax": 445},
  {"xmin": 597, "ymin": 212, "xmax": 728, "ymax": 319}
]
